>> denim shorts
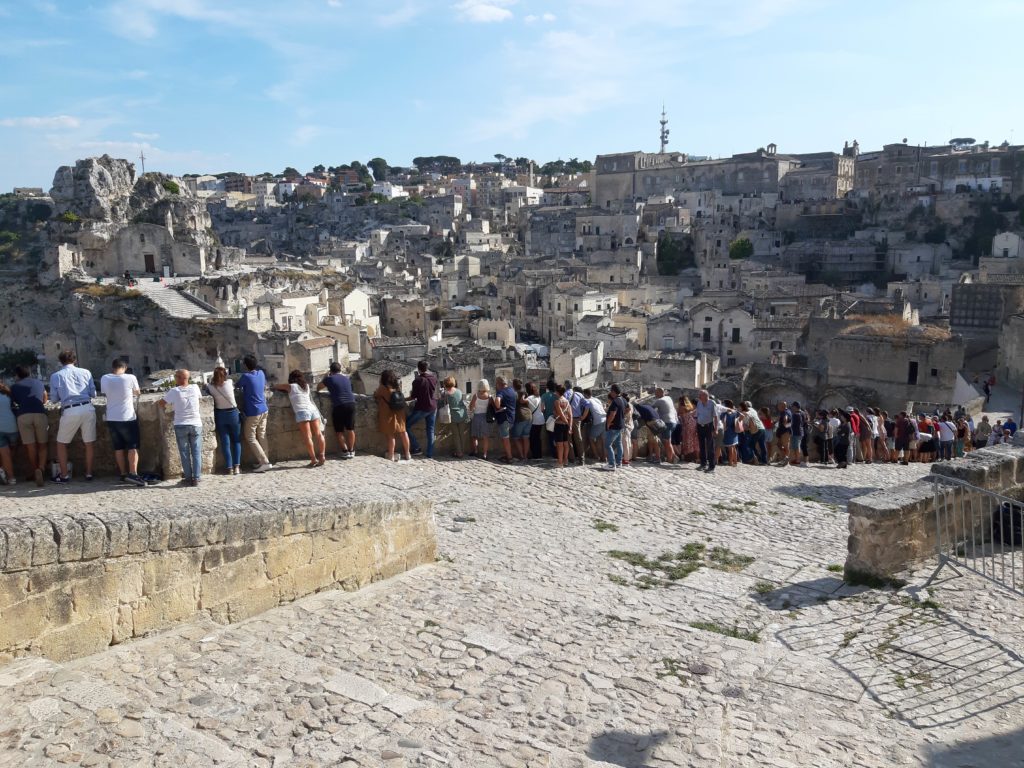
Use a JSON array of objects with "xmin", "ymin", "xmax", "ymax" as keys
[
  {"xmin": 590, "ymin": 423, "xmax": 605, "ymax": 441},
  {"xmin": 107, "ymin": 419, "xmax": 140, "ymax": 451},
  {"xmin": 0, "ymin": 432, "xmax": 18, "ymax": 449},
  {"xmin": 294, "ymin": 408, "xmax": 317, "ymax": 423},
  {"xmin": 512, "ymin": 420, "xmax": 530, "ymax": 439},
  {"xmin": 499, "ymin": 421, "xmax": 512, "ymax": 439},
  {"xmin": 789, "ymin": 434, "xmax": 802, "ymax": 450}
]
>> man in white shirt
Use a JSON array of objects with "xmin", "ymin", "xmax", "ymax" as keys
[
  {"xmin": 159, "ymin": 369, "xmax": 204, "ymax": 486},
  {"xmin": 100, "ymin": 359, "xmax": 144, "ymax": 486},
  {"xmin": 652, "ymin": 387, "xmax": 679, "ymax": 465}
]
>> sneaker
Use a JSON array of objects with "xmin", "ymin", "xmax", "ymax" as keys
[
  {"xmin": 119, "ymin": 474, "xmax": 127, "ymax": 483},
  {"xmin": 34, "ymin": 468, "xmax": 43, "ymax": 487},
  {"xmin": 84, "ymin": 474, "xmax": 94, "ymax": 482},
  {"xmin": 410, "ymin": 449, "xmax": 423, "ymax": 456},
  {"xmin": 255, "ymin": 463, "xmax": 274, "ymax": 473},
  {"xmin": 53, "ymin": 475, "xmax": 71, "ymax": 484},
  {"xmin": 6, "ymin": 477, "xmax": 15, "ymax": 486},
  {"xmin": 598, "ymin": 465, "xmax": 615, "ymax": 471},
  {"xmin": 125, "ymin": 474, "xmax": 146, "ymax": 487},
  {"xmin": 0, "ymin": 468, "xmax": 6, "ymax": 484},
  {"xmin": 399, "ymin": 455, "xmax": 412, "ymax": 463},
  {"xmin": 348, "ymin": 451, "xmax": 356, "ymax": 459},
  {"xmin": 340, "ymin": 451, "xmax": 352, "ymax": 460}
]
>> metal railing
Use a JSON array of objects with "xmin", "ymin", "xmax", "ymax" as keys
[{"xmin": 932, "ymin": 476, "xmax": 1023, "ymax": 597}]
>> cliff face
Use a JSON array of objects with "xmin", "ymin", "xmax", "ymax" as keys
[{"xmin": 50, "ymin": 155, "xmax": 136, "ymax": 225}]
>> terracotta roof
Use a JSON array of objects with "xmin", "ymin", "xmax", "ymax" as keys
[{"xmin": 296, "ymin": 337, "xmax": 335, "ymax": 350}]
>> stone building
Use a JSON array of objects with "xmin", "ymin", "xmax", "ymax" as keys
[
  {"xmin": 827, "ymin": 319, "xmax": 965, "ymax": 411},
  {"xmin": 539, "ymin": 282, "xmax": 619, "ymax": 344},
  {"xmin": 855, "ymin": 140, "xmax": 1024, "ymax": 197}
]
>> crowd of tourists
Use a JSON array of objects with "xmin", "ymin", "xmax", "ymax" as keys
[
  {"xmin": 369, "ymin": 364, "xmax": 1012, "ymax": 472},
  {"xmin": 0, "ymin": 352, "xmax": 1014, "ymax": 487}
]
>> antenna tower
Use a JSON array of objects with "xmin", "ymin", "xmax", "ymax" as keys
[{"xmin": 659, "ymin": 105, "xmax": 670, "ymax": 154}]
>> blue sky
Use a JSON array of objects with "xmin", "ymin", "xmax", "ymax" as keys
[{"xmin": 1, "ymin": 0, "xmax": 1022, "ymax": 190}]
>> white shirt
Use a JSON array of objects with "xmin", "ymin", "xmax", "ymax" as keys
[
  {"xmin": 937, "ymin": 420, "xmax": 956, "ymax": 441},
  {"xmin": 528, "ymin": 394, "xmax": 545, "ymax": 425},
  {"xmin": 654, "ymin": 395, "xmax": 678, "ymax": 426},
  {"xmin": 288, "ymin": 383, "xmax": 314, "ymax": 413},
  {"xmin": 100, "ymin": 373, "xmax": 139, "ymax": 422},
  {"xmin": 587, "ymin": 397, "xmax": 606, "ymax": 421},
  {"xmin": 207, "ymin": 381, "xmax": 238, "ymax": 410},
  {"xmin": 163, "ymin": 384, "xmax": 203, "ymax": 427}
]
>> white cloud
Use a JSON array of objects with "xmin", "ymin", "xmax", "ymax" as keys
[
  {"xmin": 542, "ymin": 12, "xmax": 556, "ymax": 21},
  {"xmin": 292, "ymin": 125, "xmax": 322, "ymax": 146},
  {"xmin": 0, "ymin": 115, "xmax": 80, "ymax": 129},
  {"xmin": 132, "ymin": 132, "xmax": 160, "ymax": 140},
  {"xmin": 454, "ymin": 0, "xmax": 516, "ymax": 23},
  {"xmin": 377, "ymin": 2, "xmax": 420, "ymax": 27},
  {"xmin": 326, "ymin": 0, "xmax": 342, "ymax": 6}
]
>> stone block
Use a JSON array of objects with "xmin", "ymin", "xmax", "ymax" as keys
[
  {"xmin": 275, "ymin": 557, "xmax": 334, "ymax": 603},
  {"xmin": 140, "ymin": 509, "xmax": 171, "ymax": 551},
  {"xmin": 202, "ymin": 541, "xmax": 257, "ymax": 573},
  {"xmin": 0, "ymin": 591, "xmax": 70, "ymax": 650},
  {"xmin": 95, "ymin": 513, "xmax": 129, "ymax": 558},
  {"xmin": 34, "ymin": 613, "xmax": 113, "ymax": 660},
  {"xmin": 224, "ymin": 582, "xmax": 280, "ymax": 623},
  {"xmin": 47, "ymin": 515, "xmax": 85, "ymax": 563},
  {"xmin": 0, "ymin": 521, "xmax": 34, "ymax": 572},
  {"xmin": 199, "ymin": 552, "xmax": 269, "ymax": 608},
  {"xmin": 264, "ymin": 536, "xmax": 314, "ymax": 581},
  {"xmin": 131, "ymin": 582, "xmax": 198, "ymax": 637},
  {"xmin": 28, "ymin": 561, "xmax": 104, "ymax": 595},
  {"xmin": 76, "ymin": 515, "xmax": 107, "ymax": 561},
  {"xmin": 124, "ymin": 512, "xmax": 151, "ymax": 554},
  {"xmin": 142, "ymin": 550, "xmax": 202, "ymax": 596},
  {"xmin": 168, "ymin": 513, "xmax": 205, "ymax": 550},
  {"xmin": 0, "ymin": 573, "xmax": 28, "ymax": 607},
  {"xmin": 24, "ymin": 517, "xmax": 57, "ymax": 567}
]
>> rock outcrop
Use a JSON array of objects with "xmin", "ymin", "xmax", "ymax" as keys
[{"xmin": 49, "ymin": 155, "xmax": 136, "ymax": 224}]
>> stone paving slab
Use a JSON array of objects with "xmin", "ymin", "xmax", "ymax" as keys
[{"xmin": 0, "ymin": 456, "xmax": 1022, "ymax": 766}]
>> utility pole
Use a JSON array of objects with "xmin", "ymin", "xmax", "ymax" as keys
[{"xmin": 139, "ymin": 149, "xmax": 146, "ymax": 176}]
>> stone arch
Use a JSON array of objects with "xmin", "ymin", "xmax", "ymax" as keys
[{"xmin": 746, "ymin": 378, "xmax": 812, "ymax": 409}]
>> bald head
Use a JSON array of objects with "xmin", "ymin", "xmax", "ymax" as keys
[{"xmin": 174, "ymin": 369, "xmax": 191, "ymax": 386}]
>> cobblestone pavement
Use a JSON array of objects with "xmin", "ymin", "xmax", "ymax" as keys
[{"xmin": 1, "ymin": 457, "xmax": 1023, "ymax": 767}]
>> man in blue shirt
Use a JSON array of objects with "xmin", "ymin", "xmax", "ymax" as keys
[
  {"xmin": 600, "ymin": 384, "xmax": 627, "ymax": 471},
  {"xmin": 238, "ymin": 355, "xmax": 273, "ymax": 472},
  {"xmin": 11, "ymin": 365, "xmax": 49, "ymax": 486},
  {"xmin": 494, "ymin": 376, "xmax": 517, "ymax": 462},
  {"xmin": 48, "ymin": 350, "xmax": 97, "ymax": 482},
  {"xmin": 1005, "ymin": 416, "xmax": 1018, "ymax": 436},
  {"xmin": 317, "ymin": 361, "xmax": 356, "ymax": 459},
  {"xmin": 694, "ymin": 389, "xmax": 720, "ymax": 473},
  {"xmin": 565, "ymin": 381, "xmax": 586, "ymax": 465}
]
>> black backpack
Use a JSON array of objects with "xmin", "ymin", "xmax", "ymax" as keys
[
  {"xmin": 388, "ymin": 390, "xmax": 406, "ymax": 412},
  {"xmin": 486, "ymin": 398, "xmax": 497, "ymax": 423}
]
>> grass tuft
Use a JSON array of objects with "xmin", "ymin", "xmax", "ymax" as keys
[{"xmin": 689, "ymin": 621, "xmax": 760, "ymax": 643}]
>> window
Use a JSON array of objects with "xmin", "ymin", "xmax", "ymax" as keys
[
  {"xmin": 731, "ymin": 328, "xmax": 740, "ymax": 343},
  {"xmin": 895, "ymin": 166, "xmax": 902, "ymax": 175},
  {"xmin": 959, "ymin": 160, "xmax": 967, "ymax": 173},
  {"xmin": 704, "ymin": 316, "xmax": 712, "ymax": 322},
  {"xmin": 930, "ymin": 368, "xmax": 938, "ymax": 377},
  {"xmin": 487, "ymin": 331, "xmax": 497, "ymax": 340},
  {"xmin": 992, "ymin": 158, "xmax": 1001, "ymax": 173},
  {"xmin": 574, "ymin": 303, "xmax": 579, "ymax": 311},
  {"xmin": 907, "ymin": 361, "xmax": 918, "ymax": 385},
  {"xmin": 930, "ymin": 160, "xmax": 938, "ymax": 176},
  {"xmin": 466, "ymin": 381, "xmax": 472, "ymax": 393},
  {"xmin": 663, "ymin": 335, "xmax": 674, "ymax": 351}
]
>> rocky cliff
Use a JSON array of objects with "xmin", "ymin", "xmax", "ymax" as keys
[{"xmin": 50, "ymin": 155, "xmax": 136, "ymax": 225}]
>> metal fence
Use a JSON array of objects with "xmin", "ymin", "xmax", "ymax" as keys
[{"xmin": 932, "ymin": 476, "xmax": 1023, "ymax": 597}]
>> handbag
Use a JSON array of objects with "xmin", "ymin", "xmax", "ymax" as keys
[
  {"xmin": 437, "ymin": 398, "xmax": 451, "ymax": 424},
  {"xmin": 546, "ymin": 415, "xmax": 556, "ymax": 433},
  {"xmin": 486, "ymin": 399, "xmax": 497, "ymax": 424}
]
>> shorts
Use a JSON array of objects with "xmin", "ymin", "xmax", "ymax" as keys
[
  {"xmin": 512, "ymin": 420, "xmax": 530, "ymax": 439},
  {"xmin": 332, "ymin": 403, "xmax": 356, "ymax": 432},
  {"xmin": 885, "ymin": 437, "xmax": 895, "ymax": 450},
  {"xmin": 895, "ymin": 439, "xmax": 909, "ymax": 452},
  {"xmin": 17, "ymin": 413, "xmax": 48, "ymax": 444},
  {"xmin": 0, "ymin": 432, "xmax": 18, "ymax": 449},
  {"xmin": 671, "ymin": 422, "xmax": 683, "ymax": 445},
  {"xmin": 909, "ymin": 439, "xmax": 919, "ymax": 451},
  {"xmin": 590, "ymin": 422, "xmax": 605, "ymax": 441},
  {"xmin": 553, "ymin": 423, "xmax": 569, "ymax": 443},
  {"xmin": 789, "ymin": 434, "xmax": 802, "ymax": 450},
  {"xmin": 57, "ymin": 406, "xmax": 97, "ymax": 444},
  {"xmin": 107, "ymin": 419, "xmax": 140, "ymax": 451},
  {"xmin": 776, "ymin": 429, "xmax": 790, "ymax": 443},
  {"xmin": 294, "ymin": 408, "xmax": 317, "ymax": 423},
  {"xmin": 498, "ymin": 421, "xmax": 512, "ymax": 439}
]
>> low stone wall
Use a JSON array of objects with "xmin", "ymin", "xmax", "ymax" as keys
[
  {"xmin": 17, "ymin": 393, "xmax": 659, "ymax": 479},
  {"xmin": 0, "ymin": 496, "xmax": 436, "ymax": 663},
  {"xmin": 846, "ymin": 445, "xmax": 1024, "ymax": 580}
]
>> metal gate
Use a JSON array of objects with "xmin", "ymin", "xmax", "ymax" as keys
[{"xmin": 932, "ymin": 476, "xmax": 1024, "ymax": 597}]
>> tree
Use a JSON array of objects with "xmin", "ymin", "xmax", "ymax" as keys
[
  {"xmin": 312, "ymin": 164, "xmax": 326, "ymax": 174},
  {"xmin": 656, "ymin": 231, "xmax": 693, "ymax": 275},
  {"xmin": 494, "ymin": 153, "xmax": 507, "ymax": 163},
  {"xmin": 281, "ymin": 166, "xmax": 301, "ymax": 179},
  {"xmin": 728, "ymin": 237, "xmax": 754, "ymax": 260},
  {"xmin": 368, "ymin": 157, "xmax": 389, "ymax": 182}
]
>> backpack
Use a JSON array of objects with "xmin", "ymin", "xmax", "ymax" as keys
[
  {"xmin": 516, "ymin": 398, "xmax": 532, "ymax": 423},
  {"xmin": 486, "ymin": 398, "xmax": 497, "ymax": 423},
  {"xmin": 388, "ymin": 389, "xmax": 406, "ymax": 412}
]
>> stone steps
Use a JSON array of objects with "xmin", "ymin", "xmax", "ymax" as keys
[{"xmin": 135, "ymin": 281, "xmax": 213, "ymax": 319}]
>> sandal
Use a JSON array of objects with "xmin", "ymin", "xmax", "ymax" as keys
[{"xmin": 306, "ymin": 461, "xmax": 319, "ymax": 468}]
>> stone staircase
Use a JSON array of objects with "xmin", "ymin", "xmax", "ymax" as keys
[{"xmin": 135, "ymin": 280, "xmax": 215, "ymax": 319}]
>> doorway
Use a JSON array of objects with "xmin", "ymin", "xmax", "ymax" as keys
[{"xmin": 144, "ymin": 253, "xmax": 155, "ymax": 273}]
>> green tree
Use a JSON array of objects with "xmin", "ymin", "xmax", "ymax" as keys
[
  {"xmin": 368, "ymin": 157, "xmax": 389, "ymax": 182},
  {"xmin": 312, "ymin": 164, "xmax": 326, "ymax": 174},
  {"xmin": 0, "ymin": 348, "xmax": 36, "ymax": 375},
  {"xmin": 656, "ymin": 231, "xmax": 693, "ymax": 275},
  {"xmin": 281, "ymin": 166, "xmax": 301, "ymax": 179},
  {"xmin": 728, "ymin": 237, "xmax": 754, "ymax": 260}
]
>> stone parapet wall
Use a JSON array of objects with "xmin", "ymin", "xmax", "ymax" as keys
[
  {"xmin": 846, "ymin": 445, "xmax": 1024, "ymax": 579},
  {"xmin": 0, "ymin": 496, "xmax": 436, "ymax": 662}
]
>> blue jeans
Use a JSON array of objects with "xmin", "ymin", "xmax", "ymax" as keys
[
  {"xmin": 604, "ymin": 429, "xmax": 623, "ymax": 467},
  {"xmin": 751, "ymin": 429, "xmax": 768, "ymax": 464},
  {"xmin": 174, "ymin": 424, "xmax": 203, "ymax": 480},
  {"xmin": 214, "ymin": 408, "xmax": 242, "ymax": 469},
  {"xmin": 406, "ymin": 409, "xmax": 436, "ymax": 458},
  {"xmin": 939, "ymin": 440, "xmax": 953, "ymax": 460}
]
